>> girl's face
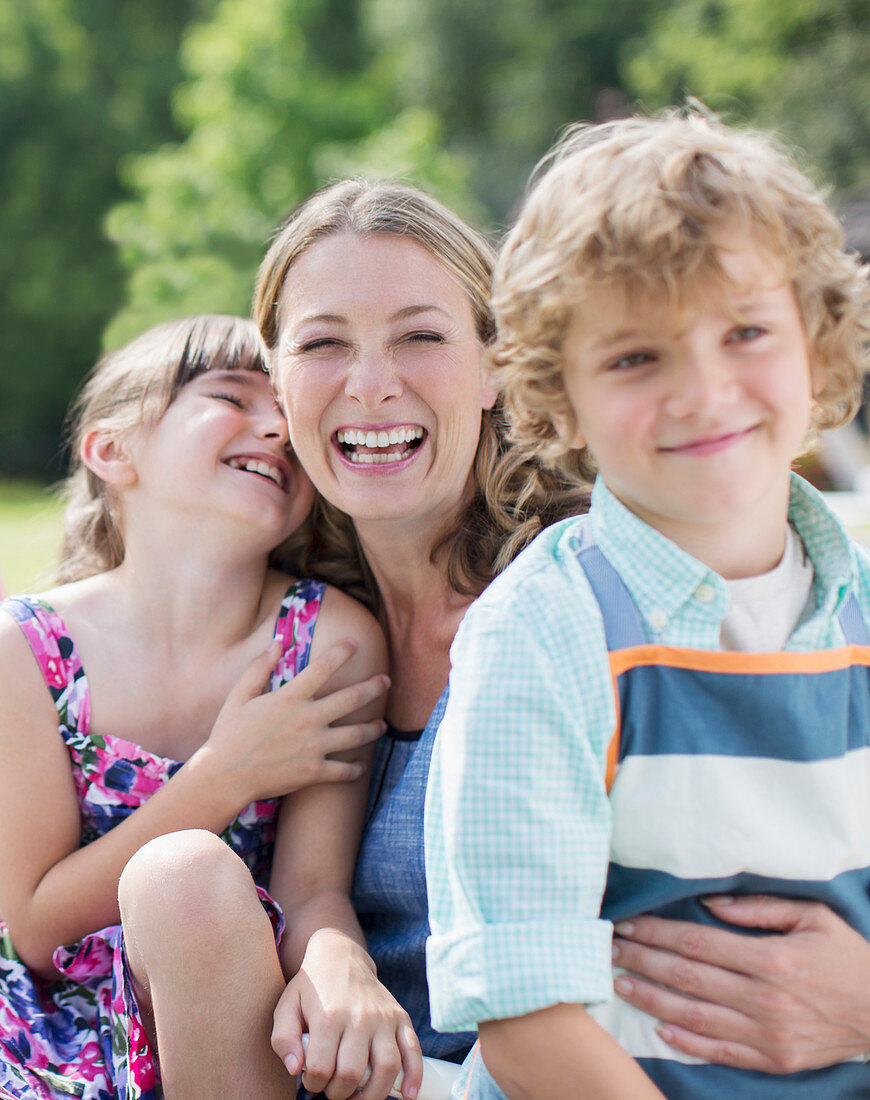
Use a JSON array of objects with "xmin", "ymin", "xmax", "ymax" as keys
[
  {"xmin": 272, "ymin": 233, "xmax": 497, "ymax": 534},
  {"xmin": 131, "ymin": 368, "xmax": 315, "ymax": 546}
]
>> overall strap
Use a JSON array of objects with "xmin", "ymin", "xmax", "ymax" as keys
[
  {"xmin": 837, "ymin": 592, "xmax": 870, "ymax": 645},
  {"xmin": 574, "ymin": 523, "xmax": 646, "ymax": 651}
]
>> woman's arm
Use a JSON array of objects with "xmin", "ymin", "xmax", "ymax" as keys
[
  {"xmin": 268, "ymin": 587, "xmax": 423, "ymax": 1100},
  {"xmin": 0, "ymin": 613, "xmax": 387, "ymax": 977},
  {"xmin": 480, "ymin": 1004, "xmax": 665, "ymax": 1100},
  {"xmin": 613, "ymin": 896, "xmax": 870, "ymax": 1071}
]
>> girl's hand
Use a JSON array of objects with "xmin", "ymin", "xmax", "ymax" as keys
[
  {"xmin": 612, "ymin": 896, "xmax": 870, "ymax": 1072},
  {"xmin": 200, "ymin": 639, "xmax": 389, "ymax": 805},
  {"xmin": 271, "ymin": 929, "xmax": 423, "ymax": 1100}
]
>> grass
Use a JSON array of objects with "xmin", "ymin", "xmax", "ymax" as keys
[{"xmin": 0, "ymin": 478, "xmax": 65, "ymax": 595}]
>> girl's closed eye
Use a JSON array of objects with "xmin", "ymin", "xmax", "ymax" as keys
[{"xmin": 210, "ymin": 390, "xmax": 246, "ymax": 408}]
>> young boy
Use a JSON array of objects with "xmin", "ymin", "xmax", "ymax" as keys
[{"xmin": 424, "ymin": 109, "xmax": 870, "ymax": 1099}]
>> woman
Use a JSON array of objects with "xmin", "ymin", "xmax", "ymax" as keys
[
  {"xmin": 119, "ymin": 180, "xmax": 587, "ymax": 1100},
  {"xmin": 119, "ymin": 181, "xmax": 870, "ymax": 1099}
]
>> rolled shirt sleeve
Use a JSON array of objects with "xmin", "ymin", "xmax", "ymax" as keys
[{"xmin": 425, "ymin": 520, "xmax": 618, "ymax": 1032}]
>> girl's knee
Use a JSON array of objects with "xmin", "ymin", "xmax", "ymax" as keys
[{"xmin": 119, "ymin": 829, "xmax": 253, "ymax": 937}]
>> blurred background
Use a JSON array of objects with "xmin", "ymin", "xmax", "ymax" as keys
[{"xmin": 3, "ymin": 0, "xmax": 870, "ymax": 589}]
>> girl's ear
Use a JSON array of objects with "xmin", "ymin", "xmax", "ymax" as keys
[{"xmin": 80, "ymin": 429, "xmax": 137, "ymax": 486}]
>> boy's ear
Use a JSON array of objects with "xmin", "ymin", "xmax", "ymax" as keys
[
  {"xmin": 80, "ymin": 429, "xmax": 137, "ymax": 486},
  {"xmin": 551, "ymin": 409, "xmax": 586, "ymax": 450}
]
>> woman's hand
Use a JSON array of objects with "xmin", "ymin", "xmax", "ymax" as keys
[
  {"xmin": 271, "ymin": 929, "xmax": 423, "ymax": 1100},
  {"xmin": 612, "ymin": 896, "xmax": 870, "ymax": 1073},
  {"xmin": 198, "ymin": 639, "xmax": 389, "ymax": 806}
]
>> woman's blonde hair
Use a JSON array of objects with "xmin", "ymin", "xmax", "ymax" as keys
[
  {"xmin": 58, "ymin": 315, "xmax": 277, "ymax": 583},
  {"xmin": 254, "ymin": 179, "xmax": 589, "ymax": 610},
  {"xmin": 492, "ymin": 107, "xmax": 870, "ymax": 477}
]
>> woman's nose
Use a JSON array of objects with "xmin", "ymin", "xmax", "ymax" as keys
[{"xmin": 344, "ymin": 351, "xmax": 403, "ymax": 409}]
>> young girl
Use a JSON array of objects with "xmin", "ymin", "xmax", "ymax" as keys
[{"xmin": 0, "ymin": 315, "xmax": 402, "ymax": 1099}]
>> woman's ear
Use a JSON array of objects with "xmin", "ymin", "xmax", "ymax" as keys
[{"xmin": 80, "ymin": 429, "xmax": 137, "ymax": 486}]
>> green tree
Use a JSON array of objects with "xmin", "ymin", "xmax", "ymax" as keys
[
  {"xmin": 104, "ymin": 0, "xmax": 472, "ymax": 348},
  {"xmin": 364, "ymin": 0, "xmax": 662, "ymax": 222},
  {"xmin": 626, "ymin": 0, "xmax": 870, "ymax": 191},
  {"xmin": 0, "ymin": 0, "xmax": 211, "ymax": 472}
]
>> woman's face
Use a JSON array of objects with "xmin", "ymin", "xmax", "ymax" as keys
[{"xmin": 272, "ymin": 232, "xmax": 497, "ymax": 533}]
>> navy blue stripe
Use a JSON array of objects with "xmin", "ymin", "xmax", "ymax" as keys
[
  {"xmin": 639, "ymin": 1058, "xmax": 870, "ymax": 1099},
  {"xmin": 618, "ymin": 662, "xmax": 870, "ymax": 760},
  {"xmin": 604, "ymin": 864, "xmax": 870, "ymax": 938}
]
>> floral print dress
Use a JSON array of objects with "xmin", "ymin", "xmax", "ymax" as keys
[{"xmin": 0, "ymin": 579, "xmax": 325, "ymax": 1100}]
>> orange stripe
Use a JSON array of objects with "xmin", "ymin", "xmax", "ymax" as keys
[
  {"xmin": 462, "ymin": 1042, "xmax": 479, "ymax": 1100},
  {"xmin": 608, "ymin": 644, "xmax": 870, "ymax": 678}
]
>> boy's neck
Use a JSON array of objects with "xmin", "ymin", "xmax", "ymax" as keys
[{"xmin": 608, "ymin": 482, "xmax": 792, "ymax": 580}]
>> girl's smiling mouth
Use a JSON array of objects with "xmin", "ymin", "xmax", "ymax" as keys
[
  {"xmin": 335, "ymin": 425, "xmax": 426, "ymax": 465},
  {"xmin": 223, "ymin": 453, "xmax": 291, "ymax": 491}
]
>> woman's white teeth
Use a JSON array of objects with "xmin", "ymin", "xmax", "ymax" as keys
[
  {"xmin": 351, "ymin": 450, "xmax": 408, "ymax": 464},
  {"xmin": 337, "ymin": 426, "xmax": 423, "ymax": 447}
]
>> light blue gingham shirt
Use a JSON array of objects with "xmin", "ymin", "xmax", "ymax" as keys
[{"xmin": 425, "ymin": 473, "xmax": 870, "ymax": 1032}]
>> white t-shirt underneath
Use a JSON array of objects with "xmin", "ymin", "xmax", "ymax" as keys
[{"xmin": 720, "ymin": 524, "xmax": 816, "ymax": 652}]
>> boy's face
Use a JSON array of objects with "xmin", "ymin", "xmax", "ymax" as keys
[{"xmin": 557, "ymin": 238, "xmax": 823, "ymax": 577}]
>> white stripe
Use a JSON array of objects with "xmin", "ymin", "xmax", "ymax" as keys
[
  {"xmin": 588, "ymin": 985, "xmax": 865, "ymax": 1065},
  {"xmin": 610, "ymin": 746, "xmax": 870, "ymax": 880}
]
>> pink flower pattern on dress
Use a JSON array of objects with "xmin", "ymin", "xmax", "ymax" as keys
[{"xmin": 0, "ymin": 580, "xmax": 324, "ymax": 1099}]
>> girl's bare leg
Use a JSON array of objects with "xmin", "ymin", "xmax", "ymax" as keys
[{"xmin": 119, "ymin": 829, "xmax": 294, "ymax": 1099}]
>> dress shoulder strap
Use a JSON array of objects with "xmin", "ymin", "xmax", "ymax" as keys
[
  {"xmin": 1, "ymin": 596, "xmax": 89, "ymax": 726},
  {"xmin": 271, "ymin": 578, "xmax": 327, "ymax": 685},
  {"xmin": 573, "ymin": 523, "xmax": 646, "ymax": 651}
]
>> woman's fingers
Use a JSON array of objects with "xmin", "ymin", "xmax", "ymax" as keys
[
  {"xmin": 613, "ymin": 915, "xmax": 770, "ymax": 977},
  {"xmin": 612, "ymin": 935, "xmax": 751, "ymax": 1006}
]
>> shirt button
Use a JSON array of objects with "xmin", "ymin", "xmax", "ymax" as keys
[
  {"xmin": 649, "ymin": 609, "xmax": 668, "ymax": 630},
  {"xmin": 695, "ymin": 582, "xmax": 716, "ymax": 604}
]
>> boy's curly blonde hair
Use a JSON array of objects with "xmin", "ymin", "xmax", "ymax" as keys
[{"xmin": 491, "ymin": 107, "xmax": 870, "ymax": 477}]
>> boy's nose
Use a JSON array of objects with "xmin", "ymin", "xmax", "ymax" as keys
[
  {"xmin": 344, "ymin": 351, "xmax": 403, "ymax": 409},
  {"xmin": 664, "ymin": 353, "xmax": 736, "ymax": 419}
]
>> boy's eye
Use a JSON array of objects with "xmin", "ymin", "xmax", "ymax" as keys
[
  {"xmin": 728, "ymin": 325, "xmax": 766, "ymax": 343},
  {"xmin": 608, "ymin": 350, "xmax": 654, "ymax": 371}
]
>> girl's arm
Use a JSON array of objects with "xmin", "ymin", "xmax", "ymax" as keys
[
  {"xmin": 479, "ymin": 1004, "xmax": 665, "ymax": 1100},
  {"xmin": 612, "ymin": 896, "xmax": 870, "ymax": 1071},
  {"xmin": 268, "ymin": 586, "xmax": 423, "ymax": 1100},
  {"xmin": 0, "ymin": 613, "xmax": 387, "ymax": 977}
]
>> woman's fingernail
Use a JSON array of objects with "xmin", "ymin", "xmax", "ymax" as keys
[
  {"xmin": 611, "ymin": 941, "xmax": 621, "ymax": 960},
  {"xmin": 702, "ymin": 895, "xmax": 734, "ymax": 906},
  {"xmin": 657, "ymin": 1025, "xmax": 674, "ymax": 1043},
  {"xmin": 614, "ymin": 920, "xmax": 634, "ymax": 936},
  {"xmin": 283, "ymin": 1054, "xmax": 299, "ymax": 1075},
  {"xmin": 614, "ymin": 976, "xmax": 633, "ymax": 995}
]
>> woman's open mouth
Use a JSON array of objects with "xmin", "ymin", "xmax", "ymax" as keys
[{"xmin": 335, "ymin": 425, "xmax": 426, "ymax": 465}]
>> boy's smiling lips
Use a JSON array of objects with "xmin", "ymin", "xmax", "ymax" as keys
[
  {"xmin": 658, "ymin": 424, "xmax": 759, "ymax": 457},
  {"xmin": 222, "ymin": 451, "xmax": 292, "ymax": 492}
]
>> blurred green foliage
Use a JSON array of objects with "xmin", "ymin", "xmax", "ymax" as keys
[{"xmin": 3, "ymin": 0, "xmax": 870, "ymax": 476}]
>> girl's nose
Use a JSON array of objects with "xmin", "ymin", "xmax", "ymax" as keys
[{"xmin": 258, "ymin": 402, "xmax": 290, "ymax": 444}]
